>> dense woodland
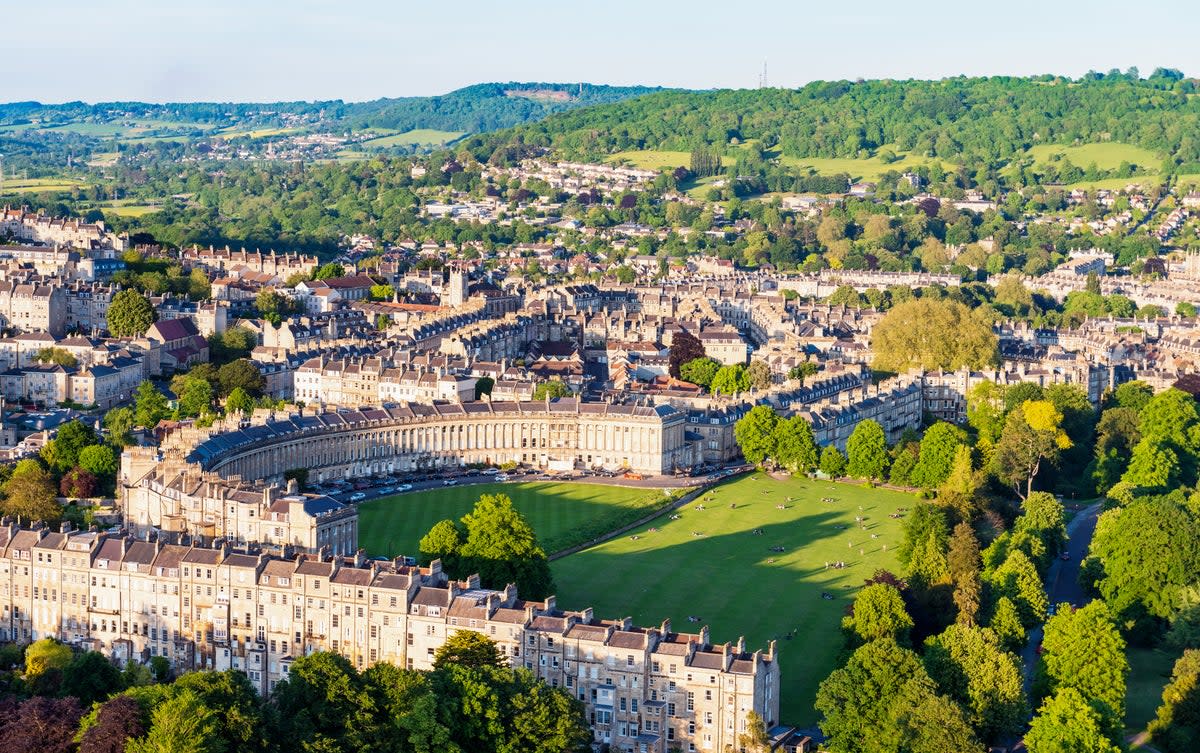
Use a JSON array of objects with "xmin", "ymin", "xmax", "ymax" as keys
[{"xmin": 487, "ymin": 69, "xmax": 1199, "ymax": 169}]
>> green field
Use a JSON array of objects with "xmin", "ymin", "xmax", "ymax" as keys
[
  {"xmin": 1023, "ymin": 142, "xmax": 1160, "ymax": 172},
  {"xmin": 0, "ymin": 177, "xmax": 86, "ymax": 194},
  {"xmin": 1125, "ymin": 646, "xmax": 1176, "ymax": 737},
  {"xmin": 357, "ymin": 481, "xmax": 686, "ymax": 558},
  {"xmin": 359, "ymin": 129, "xmax": 466, "ymax": 148},
  {"xmin": 607, "ymin": 150, "xmax": 728, "ymax": 171},
  {"xmin": 552, "ymin": 472, "xmax": 911, "ymax": 725}
]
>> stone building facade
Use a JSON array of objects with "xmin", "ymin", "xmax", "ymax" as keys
[
  {"xmin": 0, "ymin": 525, "xmax": 779, "ymax": 753},
  {"xmin": 169, "ymin": 400, "xmax": 694, "ymax": 481}
]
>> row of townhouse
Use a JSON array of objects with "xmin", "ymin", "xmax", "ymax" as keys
[
  {"xmin": 0, "ymin": 524, "xmax": 778, "ymax": 753},
  {"xmin": 292, "ymin": 356, "xmax": 476, "ymax": 407},
  {"xmin": 0, "ymin": 353, "xmax": 145, "ymax": 409}
]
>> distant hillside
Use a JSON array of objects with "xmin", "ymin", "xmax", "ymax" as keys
[
  {"xmin": 488, "ymin": 70, "xmax": 1200, "ymax": 168},
  {"xmin": 337, "ymin": 82, "xmax": 663, "ymax": 133},
  {"xmin": 0, "ymin": 82, "xmax": 662, "ymax": 137}
]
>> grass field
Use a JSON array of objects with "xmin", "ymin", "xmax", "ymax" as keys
[
  {"xmin": 1125, "ymin": 646, "xmax": 1176, "ymax": 737},
  {"xmin": 1023, "ymin": 142, "xmax": 1160, "ymax": 172},
  {"xmin": 359, "ymin": 129, "xmax": 466, "ymax": 148},
  {"xmin": 780, "ymin": 152, "xmax": 954, "ymax": 183},
  {"xmin": 607, "ymin": 150, "xmax": 718, "ymax": 171},
  {"xmin": 357, "ymin": 481, "xmax": 686, "ymax": 559},
  {"xmin": 552, "ymin": 472, "xmax": 911, "ymax": 725},
  {"xmin": 99, "ymin": 203, "xmax": 163, "ymax": 217},
  {"xmin": 0, "ymin": 177, "xmax": 86, "ymax": 194}
]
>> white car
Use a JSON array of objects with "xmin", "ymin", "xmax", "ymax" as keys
[
  {"xmin": 495, "ymin": 474, "xmax": 509, "ymax": 482},
  {"xmin": 398, "ymin": 483, "xmax": 413, "ymax": 492},
  {"xmin": 349, "ymin": 492, "xmax": 366, "ymax": 502},
  {"xmin": 442, "ymin": 479, "xmax": 457, "ymax": 486},
  {"xmin": 482, "ymin": 467, "xmax": 500, "ymax": 475}
]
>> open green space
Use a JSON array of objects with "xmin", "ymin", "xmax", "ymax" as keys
[
  {"xmin": 0, "ymin": 177, "xmax": 86, "ymax": 195},
  {"xmin": 607, "ymin": 150, "xmax": 730, "ymax": 171},
  {"xmin": 552, "ymin": 472, "xmax": 911, "ymax": 725},
  {"xmin": 357, "ymin": 481, "xmax": 687, "ymax": 559},
  {"xmin": 1023, "ymin": 142, "xmax": 1160, "ymax": 172},
  {"xmin": 1125, "ymin": 645, "xmax": 1177, "ymax": 737},
  {"xmin": 359, "ymin": 129, "xmax": 466, "ymax": 148}
]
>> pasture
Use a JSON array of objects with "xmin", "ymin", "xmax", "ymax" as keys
[{"xmin": 552, "ymin": 472, "xmax": 912, "ymax": 725}]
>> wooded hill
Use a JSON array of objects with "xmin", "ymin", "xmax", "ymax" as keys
[{"xmin": 480, "ymin": 69, "xmax": 1200, "ymax": 170}]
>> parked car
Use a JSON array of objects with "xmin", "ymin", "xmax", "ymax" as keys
[
  {"xmin": 482, "ymin": 467, "xmax": 500, "ymax": 475},
  {"xmin": 398, "ymin": 483, "xmax": 413, "ymax": 492},
  {"xmin": 377, "ymin": 486, "xmax": 395, "ymax": 495},
  {"xmin": 443, "ymin": 479, "xmax": 457, "ymax": 486},
  {"xmin": 495, "ymin": 474, "xmax": 509, "ymax": 482},
  {"xmin": 349, "ymin": 492, "xmax": 366, "ymax": 502}
]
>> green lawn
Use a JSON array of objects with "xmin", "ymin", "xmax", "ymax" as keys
[
  {"xmin": 607, "ymin": 150, "xmax": 722, "ymax": 171},
  {"xmin": 1125, "ymin": 646, "xmax": 1177, "ymax": 737},
  {"xmin": 552, "ymin": 472, "xmax": 911, "ymax": 726},
  {"xmin": 1023, "ymin": 142, "xmax": 1160, "ymax": 172},
  {"xmin": 357, "ymin": 481, "xmax": 686, "ymax": 559}
]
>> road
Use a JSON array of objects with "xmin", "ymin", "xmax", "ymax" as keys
[
  {"xmin": 1020, "ymin": 501, "xmax": 1104, "ymax": 694},
  {"xmin": 323, "ymin": 465, "xmax": 750, "ymax": 505}
]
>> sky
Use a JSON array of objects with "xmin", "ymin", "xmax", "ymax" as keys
[{"xmin": 5, "ymin": 0, "xmax": 1200, "ymax": 103}]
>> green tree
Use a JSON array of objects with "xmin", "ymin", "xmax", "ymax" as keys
[
  {"xmin": 1088, "ymin": 495, "xmax": 1200, "ymax": 623},
  {"xmin": 103, "ymin": 406, "xmax": 136, "ymax": 447},
  {"xmin": 910, "ymin": 422, "xmax": 966, "ymax": 489},
  {"xmin": 820, "ymin": 445, "xmax": 846, "ymax": 477},
  {"xmin": 134, "ymin": 381, "xmax": 170, "ymax": 428},
  {"xmin": 987, "ymin": 550, "xmax": 1047, "ymax": 628},
  {"xmin": 216, "ymin": 359, "xmax": 266, "ymax": 397},
  {"xmin": 532, "ymin": 380, "xmax": 570, "ymax": 400},
  {"xmin": 177, "ymin": 376, "xmax": 214, "ymax": 418},
  {"xmin": 418, "ymin": 519, "xmax": 464, "ymax": 569},
  {"xmin": 710, "ymin": 364, "xmax": 750, "ymax": 395},
  {"xmin": 126, "ymin": 689, "xmax": 223, "ymax": 753},
  {"xmin": 1150, "ymin": 649, "xmax": 1200, "ymax": 753},
  {"xmin": 313, "ymin": 263, "xmax": 345, "ymax": 280},
  {"xmin": 474, "ymin": 377, "xmax": 494, "ymax": 400},
  {"xmin": 899, "ymin": 502, "xmax": 949, "ymax": 568},
  {"xmin": 106, "ymin": 289, "xmax": 157, "ymax": 337},
  {"xmin": 746, "ymin": 360, "xmax": 772, "ymax": 390},
  {"xmin": 680, "ymin": 357, "xmax": 720, "ymax": 388},
  {"xmin": 61, "ymin": 651, "xmax": 124, "ymax": 708},
  {"xmin": 1113, "ymin": 381, "xmax": 1153, "ymax": 411},
  {"xmin": 24, "ymin": 637, "xmax": 72, "ymax": 680},
  {"xmin": 433, "ymin": 631, "xmax": 506, "ymax": 670},
  {"xmin": 78, "ymin": 444, "xmax": 118, "ymax": 479},
  {"xmin": 923, "ymin": 624, "xmax": 1028, "ymax": 742},
  {"xmin": 988, "ymin": 596, "xmax": 1026, "ymax": 653},
  {"xmin": 870, "ymin": 298, "xmax": 998, "ymax": 372},
  {"xmin": 35, "ymin": 347, "xmax": 78, "ymax": 368},
  {"xmin": 3, "ymin": 458, "xmax": 61, "ymax": 524},
  {"xmin": 225, "ymin": 387, "xmax": 255, "ymax": 415},
  {"xmin": 43, "ymin": 419, "xmax": 99, "ymax": 472},
  {"xmin": 994, "ymin": 400, "xmax": 1072, "ymax": 499},
  {"xmin": 846, "ymin": 420, "xmax": 889, "ymax": 481},
  {"xmin": 1025, "ymin": 687, "xmax": 1122, "ymax": 753},
  {"xmin": 843, "ymin": 583, "xmax": 914, "ymax": 644},
  {"xmin": 772, "ymin": 415, "xmax": 819, "ymax": 473},
  {"xmin": 459, "ymin": 494, "xmax": 554, "ymax": 599},
  {"xmin": 734, "ymin": 405, "xmax": 780, "ymax": 466},
  {"xmin": 1036, "ymin": 600, "xmax": 1128, "ymax": 741}
]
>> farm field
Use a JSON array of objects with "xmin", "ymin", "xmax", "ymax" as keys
[
  {"xmin": 357, "ymin": 481, "xmax": 686, "ymax": 559},
  {"xmin": 552, "ymin": 472, "xmax": 911, "ymax": 725},
  {"xmin": 779, "ymin": 151, "xmax": 953, "ymax": 183}
]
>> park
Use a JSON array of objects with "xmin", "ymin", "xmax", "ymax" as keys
[
  {"xmin": 358, "ymin": 472, "xmax": 911, "ymax": 723},
  {"xmin": 550, "ymin": 472, "xmax": 910, "ymax": 725}
]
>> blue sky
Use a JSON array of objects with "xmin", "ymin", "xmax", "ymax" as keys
[{"xmin": 6, "ymin": 0, "xmax": 1200, "ymax": 103}]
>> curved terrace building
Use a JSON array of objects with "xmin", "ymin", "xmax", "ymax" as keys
[{"xmin": 185, "ymin": 399, "xmax": 694, "ymax": 483}]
